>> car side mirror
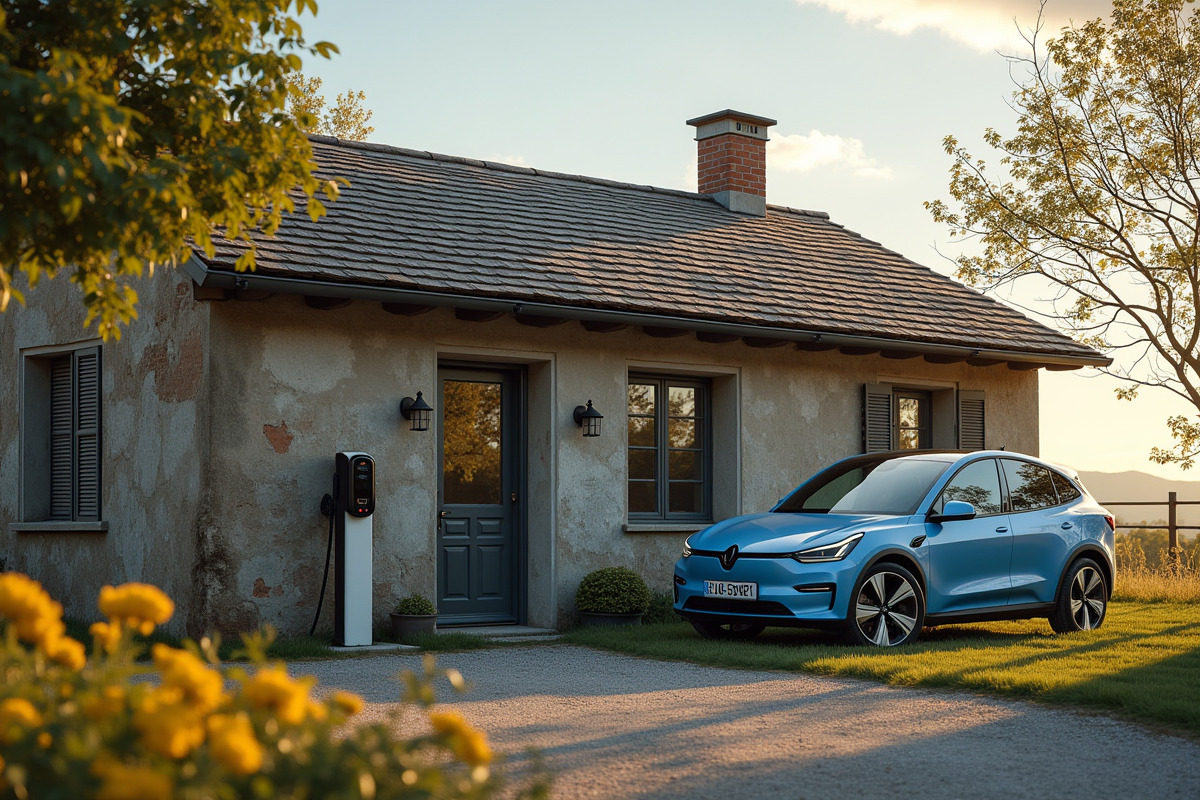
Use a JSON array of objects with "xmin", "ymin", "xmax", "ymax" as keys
[{"xmin": 928, "ymin": 500, "xmax": 977, "ymax": 524}]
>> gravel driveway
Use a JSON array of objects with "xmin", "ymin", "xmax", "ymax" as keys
[{"xmin": 302, "ymin": 645, "xmax": 1199, "ymax": 800}]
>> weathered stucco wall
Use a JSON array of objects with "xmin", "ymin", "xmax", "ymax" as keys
[
  {"xmin": 195, "ymin": 294, "xmax": 1038, "ymax": 636},
  {"xmin": 0, "ymin": 268, "xmax": 209, "ymax": 632}
]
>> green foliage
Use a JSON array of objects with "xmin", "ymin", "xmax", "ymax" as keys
[
  {"xmin": 643, "ymin": 590, "xmax": 677, "ymax": 625},
  {"xmin": 926, "ymin": 0, "xmax": 1200, "ymax": 468},
  {"xmin": 0, "ymin": 0, "xmax": 343, "ymax": 339},
  {"xmin": 575, "ymin": 567, "xmax": 651, "ymax": 614},
  {"xmin": 287, "ymin": 72, "xmax": 374, "ymax": 141},
  {"xmin": 394, "ymin": 593, "xmax": 438, "ymax": 616}
]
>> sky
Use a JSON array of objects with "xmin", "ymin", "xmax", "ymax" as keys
[{"xmin": 298, "ymin": 0, "xmax": 1197, "ymax": 480}]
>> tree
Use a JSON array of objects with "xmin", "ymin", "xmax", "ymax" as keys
[
  {"xmin": 0, "ymin": 0, "xmax": 342, "ymax": 339},
  {"xmin": 928, "ymin": 0, "xmax": 1200, "ymax": 469},
  {"xmin": 287, "ymin": 73, "xmax": 374, "ymax": 141}
]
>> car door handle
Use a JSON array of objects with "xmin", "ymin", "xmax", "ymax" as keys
[
  {"xmin": 1061, "ymin": 522, "xmax": 1074, "ymax": 530},
  {"xmin": 995, "ymin": 526, "xmax": 1009, "ymax": 533}
]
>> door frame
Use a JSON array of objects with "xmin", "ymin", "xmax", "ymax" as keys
[{"xmin": 436, "ymin": 360, "xmax": 528, "ymax": 626}]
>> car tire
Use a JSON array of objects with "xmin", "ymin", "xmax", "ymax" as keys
[
  {"xmin": 690, "ymin": 621, "xmax": 766, "ymax": 640},
  {"xmin": 845, "ymin": 562, "xmax": 925, "ymax": 647},
  {"xmin": 1048, "ymin": 557, "xmax": 1108, "ymax": 633}
]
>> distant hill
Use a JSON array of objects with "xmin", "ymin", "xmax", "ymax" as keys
[{"xmin": 1076, "ymin": 470, "xmax": 1200, "ymax": 527}]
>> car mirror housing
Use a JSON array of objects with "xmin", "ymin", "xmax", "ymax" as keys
[{"xmin": 928, "ymin": 500, "xmax": 977, "ymax": 524}]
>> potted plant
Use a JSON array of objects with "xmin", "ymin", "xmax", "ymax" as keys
[
  {"xmin": 575, "ymin": 566, "xmax": 651, "ymax": 627},
  {"xmin": 390, "ymin": 593, "xmax": 438, "ymax": 641}
]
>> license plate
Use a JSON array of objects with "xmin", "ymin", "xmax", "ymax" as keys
[{"xmin": 703, "ymin": 580, "xmax": 758, "ymax": 600}]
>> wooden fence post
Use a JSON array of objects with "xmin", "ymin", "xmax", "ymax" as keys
[{"xmin": 1168, "ymin": 491, "xmax": 1179, "ymax": 567}]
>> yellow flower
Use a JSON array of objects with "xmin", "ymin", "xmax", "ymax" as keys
[
  {"xmin": 92, "ymin": 759, "xmax": 173, "ymax": 800},
  {"xmin": 43, "ymin": 633, "xmax": 86, "ymax": 670},
  {"xmin": 241, "ymin": 665, "xmax": 314, "ymax": 726},
  {"xmin": 89, "ymin": 620, "xmax": 123, "ymax": 652},
  {"xmin": 98, "ymin": 583, "xmax": 174, "ymax": 634},
  {"xmin": 429, "ymin": 711, "xmax": 492, "ymax": 766},
  {"xmin": 332, "ymin": 690, "xmax": 364, "ymax": 716},
  {"xmin": 37, "ymin": 731, "xmax": 52, "ymax": 748},
  {"xmin": 133, "ymin": 688, "xmax": 205, "ymax": 759},
  {"xmin": 0, "ymin": 698, "xmax": 43, "ymax": 744},
  {"xmin": 0, "ymin": 573, "xmax": 66, "ymax": 648},
  {"xmin": 152, "ymin": 644, "xmax": 224, "ymax": 713},
  {"xmin": 206, "ymin": 712, "xmax": 264, "ymax": 775},
  {"xmin": 83, "ymin": 685, "xmax": 126, "ymax": 721}
]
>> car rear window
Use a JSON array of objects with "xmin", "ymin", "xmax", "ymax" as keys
[
  {"xmin": 829, "ymin": 459, "xmax": 952, "ymax": 516},
  {"xmin": 1002, "ymin": 459, "xmax": 1058, "ymax": 512},
  {"xmin": 1051, "ymin": 471, "xmax": 1082, "ymax": 503}
]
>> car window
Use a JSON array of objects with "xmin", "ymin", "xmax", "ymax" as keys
[
  {"xmin": 1002, "ymin": 459, "xmax": 1058, "ymax": 512},
  {"xmin": 934, "ymin": 459, "xmax": 1003, "ymax": 516},
  {"xmin": 797, "ymin": 468, "xmax": 866, "ymax": 511},
  {"xmin": 828, "ymin": 459, "xmax": 952, "ymax": 516},
  {"xmin": 1051, "ymin": 471, "xmax": 1082, "ymax": 503}
]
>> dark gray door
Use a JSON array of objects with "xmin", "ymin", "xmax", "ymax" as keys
[{"xmin": 437, "ymin": 366, "xmax": 521, "ymax": 624}]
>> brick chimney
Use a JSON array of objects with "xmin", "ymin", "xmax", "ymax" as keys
[{"xmin": 687, "ymin": 109, "xmax": 777, "ymax": 216}]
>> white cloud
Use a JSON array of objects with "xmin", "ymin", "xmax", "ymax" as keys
[
  {"xmin": 795, "ymin": 0, "xmax": 1112, "ymax": 52},
  {"xmin": 487, "ymin": 154, "xmax": 530, "ymax": 167},
  {"xmin": 767, "ymin": 130, "xmax": 893, "ymax": 179}
]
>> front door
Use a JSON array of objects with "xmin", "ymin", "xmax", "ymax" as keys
[{"xmin": 437, "ymin": 366, "xmax": 522, "ymax": 624}]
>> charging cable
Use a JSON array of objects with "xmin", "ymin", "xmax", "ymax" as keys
[{"xmin": 311, "ymin": 476, "xmax": 336, "ymax": 637}]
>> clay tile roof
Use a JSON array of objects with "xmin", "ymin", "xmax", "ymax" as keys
[{"xmin": 197, "ymin": 135, "xmax": 1103, "ymax": 362}]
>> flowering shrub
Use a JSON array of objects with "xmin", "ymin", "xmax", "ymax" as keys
[{"xmin": 0, "ymin": 573, "xmax": 548, "ymax": 799}]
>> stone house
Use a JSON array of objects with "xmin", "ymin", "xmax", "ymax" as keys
[{"xmin": 0, "ymin": 110, "xmax": 1108, "ymax": 635}]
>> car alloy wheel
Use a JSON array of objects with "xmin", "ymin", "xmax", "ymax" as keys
[
  {"xmin": 1050, "ymin": 558, "xmax": 1108, "ymax": 633},
  {"xmin": 851, "ymin": 565, "xmax": 923, "ymax": 647}
]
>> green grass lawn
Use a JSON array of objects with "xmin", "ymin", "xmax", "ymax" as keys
[{"xmin": 563, "ymin": 600, "xmax": 1200, "ymax": 736}]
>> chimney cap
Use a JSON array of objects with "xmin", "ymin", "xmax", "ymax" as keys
[{"xmin": 686, "ymin": 109, "xmax": 778, "ymax": 128}]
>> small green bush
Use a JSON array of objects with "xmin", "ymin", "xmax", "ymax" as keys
[
  {"xmin": 575, "ymin": 567, "xmax": 651, "ymax": 614},
  {"xmin": 643, "ymin": 590, "xmax": 677, "ymax": 624},
  {"xmin": 393, "ymin": 593, "xmax": 437, "ymax": 615}
]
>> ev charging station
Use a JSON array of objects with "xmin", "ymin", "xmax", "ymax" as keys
[{"xmin": 332, "ymin": 452, "xmax": 374, "ymax": 646}]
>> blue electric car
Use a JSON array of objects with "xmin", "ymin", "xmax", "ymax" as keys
[{"xmin": 673, "ymin": 450, "xmax": 1115, "ymax": 646}]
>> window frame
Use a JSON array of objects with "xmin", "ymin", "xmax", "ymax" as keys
[
  {"xmin": 18, "ymin": 342, "xmax": 104, "ymax": 526},
  {"xmin": 627, "ymin": 374, "xmax": 713, "ymax": 522},
  {"xmin": 894, "ymin": 389, "xmax": 933, "ymax": 450}
]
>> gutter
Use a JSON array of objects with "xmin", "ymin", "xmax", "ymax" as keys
[{"xmin": 183, "ymin": 255, "xmax": 1111, "ymax": 369}]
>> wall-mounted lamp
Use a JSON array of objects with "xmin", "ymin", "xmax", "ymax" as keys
[
  {"xmin": 573, "ymin": 400, "xmax": 603, "ymax": 438},
  {"xmin": 400, "ymin": 391, "xmax": 434, "ymax": 432}
]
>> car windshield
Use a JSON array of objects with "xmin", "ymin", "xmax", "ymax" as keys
[{"xmin": 828, "ymin": 459, "xmax": 951, "ymax": 516}]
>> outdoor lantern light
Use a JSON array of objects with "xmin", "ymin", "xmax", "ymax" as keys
[
  {"xmin": 573, "ymin": 400, "xmax": 603, "ymax": 438},
  {"xmin": 400, "ymin": 391, "xmax": 434, "ymax": 432}
]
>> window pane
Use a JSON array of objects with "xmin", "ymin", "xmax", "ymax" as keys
[
  {"xmin": 442, "ymin": 380, "xmax": 502, "ymax": 505},
  {"xmin": 799, "ymin": 468, "xmax": 866, "ymax": 511},
  {"xmin": 628, "ymin": 383, "xmax": 656, "ymax": 416},
  {"xmin": 1051, "ymin": 472, "xmax": 1082, "ymax": 503},
  {"xmin": 629, "ymin": 449, "xmax": 656, "ymax": 480},
  {"xmin": 830, "ymin": 459, "xmax": 952, "ymax": 516},
  {"xmin": 1003, "ymin": 460, "xmax": 1058, "ymax": 512},
  {"xmin": 668, "ymin": 418, "xmax": 696, "ymax": 448},
  {"xmin": 939, "ymin": 459, "xmax": 1002, "ymax": 515},
  {"xmin": 668, "ymin": 386, "xmax": 695, "ymax": 418},
  {"xmin": 669, "ymin": 482, "xmax": 702, "ymax": 514},
  {"xmin": 899, "ymin": 397, "xmax": 920, "ymax": 429},
  {"xmin": 669, "ymin": 450, "xmax": 701, "ymax": 481},
  {"xmin": 629, "ymin": 481, "xmax": 657, "ymax": 513},
  {"xmin": 628, "ymin": 417, "xmax": 655, "ymax": 447},
  {"xmin": 898, "ymin": 429, "xmax": 920, "ymax": 450}
]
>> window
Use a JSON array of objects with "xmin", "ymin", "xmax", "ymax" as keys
[
  {"xmin": 1001, "ymin": 459, "xmax": 1057, "ymax": 512},
  {"xmin": 20, "ymin": 346, "xmax": 102, "ymax": 522},
  {"xmin": 934, "ymin": 458, "xmax": 1003, "ymax": 516},
  {"xmin": 895, "ymin": 391, "xmax": 931, "ymax": 450},
  {"xmin": 1051, "ymin": 471, "xmax": 1082, "ymax": 503},
  {"xmin": 864, "ymin": 384, "xmax": 984, "ymax": 453},
  {"xmin": 627, "ymin": 376, "xmax": 710, "ymax": 520}
]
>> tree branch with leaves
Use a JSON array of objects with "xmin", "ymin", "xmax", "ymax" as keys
[
  {"xmin": 927, "ymin": 0, "xmax": 1200, "ymax": 468},
  {"xmin": 287, "ymin": 73, "xmax": 374, "ymax": 141}
]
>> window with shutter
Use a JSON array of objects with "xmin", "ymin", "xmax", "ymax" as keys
[
  {"xmin": 958, "ymin": 390, "xmax": 986, "ymax": 451},
  {"xmin": 863, "ymin": 383, "xmax": 893, "ymax": 453}
]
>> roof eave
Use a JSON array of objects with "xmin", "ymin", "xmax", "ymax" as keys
[{"xmin": 184, "ymin": 255, "xmax": 1111, "ymax": 369}]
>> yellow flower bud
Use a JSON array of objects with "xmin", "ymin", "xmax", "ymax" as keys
[
  {"xmin": 44, "ymin": 633, "xmax": 86, "ymax": 671},
  {"xmin": 0, "ymin": 697, "xmax": 43, "ymax": 744},
  {"xmin": 207, "ymin": 712, "xmax": 264, "ymax": 775},
  {"xmin": 0, "ymin": 573, "xmax": 67, "ymax": 650},
  {"xmin": 241, "ymin": 665, "xmax": 313, "ymax": 726},
  {"xmin": 91, "ymin": 759, "xmax": 173, "ymax": 800},
  {"xmin": 331, "ymin": 690, "xmax": 364, "ymax": 716},
  {"xmin": 133, "ymin": 688, "xmax": 206, "ymax": 759},
  {"xmin": 98, "ymin": 583, "xmax": 174, "ymax": 632},
  {"xmin": 151, "ymin": 644, "xmax": 224, "ymax": 713},
  {"xmin": 90, "ymin": 620, "xmax": 122, "ymax": 652},
  {"xmin": 429, "ymin": 711, "xmax": 492, "ymax": 766}
]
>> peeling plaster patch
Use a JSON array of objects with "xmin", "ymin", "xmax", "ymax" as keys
[
  {"xmin": 253, "ymin": 578, "xmax": 284, "ymax": 598},
  {"xmin": 273, "ymin": 389, "xmax": 298, "ymax": 414},
  {"xmin": 263, "ymin": 421, "xmax": 294, "ymax": 454},
  {"xmin": 140, "ymin": 329, "xmax": 203, "ymax": 402},
  {"xmin": 262, "ymin": 328, "xmax": 352, "ymax": 393}
]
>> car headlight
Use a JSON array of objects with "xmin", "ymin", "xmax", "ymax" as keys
[{"xmin": 792, "ymin": 532, "xmax": 864, "ymax": 563}]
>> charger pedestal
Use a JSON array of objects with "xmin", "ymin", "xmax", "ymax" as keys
[{"xmin": 334, "ymin": 451, "xmax": 374, "ymax": 647}]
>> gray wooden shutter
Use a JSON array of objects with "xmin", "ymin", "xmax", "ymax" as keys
[
  {"xmin": 75, "ymin": 347, "xmax": 102, "ymax": 520},
  {"xmin": 863, "ymin": 383, "xmax": 894, "ymax": 452},
  {"xmin": 958, "ymin": 389, "xmax": 985, "ymax": 451},
  {"xmin": 49, "ymin": 355, "xmax": 73, "ymax": 520}
]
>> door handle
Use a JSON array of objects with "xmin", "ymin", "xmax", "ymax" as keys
[
  {"xmin": 995, "ymin": 526, "xmax": 1009, "ymax": 533},
  {"xmin": 438, "ymin": 509, "xmax": 448, "ymax": 529},
  {"xmin": 1061, "ymin": 522, "xmax": 1074, "ymax": 530}
]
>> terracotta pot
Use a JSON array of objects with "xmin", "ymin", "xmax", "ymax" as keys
[
  {"xmin": 579, "ymin": 611, "xmax": 644, "ymax": 627},
  {"xmin": 389, "ymin": 613, "xmax": 437, "ymax": 641}
]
